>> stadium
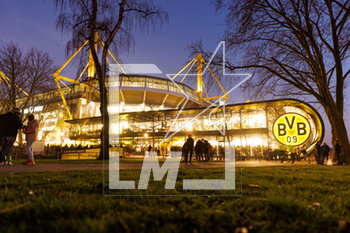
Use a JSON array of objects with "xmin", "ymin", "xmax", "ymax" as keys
[{"xmin": 11, "ymin": 40, "xmax": 324, "ymax": 158}]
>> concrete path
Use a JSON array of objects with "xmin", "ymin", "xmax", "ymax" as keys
[{"xmin": 0, "ymin": 160, "xmax": 311, "ymax": 174}]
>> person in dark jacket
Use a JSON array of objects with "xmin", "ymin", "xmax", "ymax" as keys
[
  {"xmin": 181, "ymin": 142, "xmax": 188, "ymax": 161},
  {"xmin": 315, "ymin": 142, "xmax": 322, "ymax": 165},
  {"xmin": 194, "ymin": 140, "xmax": 203, "ymax": 162},
  {"xmin": 322, "ymin": 142, "xmax": 330, "ymax": 164},
  {"xmin": 203, "ymin": 139, "xmax": 210, "ymax": 162},
  {"xmin": 0, "ymin": 108, "xmax": 24, "ymax": 165},
  {"xmin": 184, "ymin": 135, "xmax": 194, "ymax": 163},
  {"xmin": 335, "ymin": 140, "xmax": 343, "ymax": 165},
  {"xmin": 279, "ymin": 149, "xmax": 287, "ymax": 163}
]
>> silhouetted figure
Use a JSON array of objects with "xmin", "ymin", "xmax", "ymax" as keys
[
  {"xmin": 182, "ymin": 142, "xmax": 188, "ymax": 161},
  {"xmin": 322, "ymin": 142, "xmax": 330, "ymax": 164},
  {"xmin": 315, "ymin": 142, "xmax": 322, "ymax": 165},
  {"xmin": 184, "ymin": 135, "xmax": 194, "ymax": 163},
  {"xmin": 279, "ymin": 150, "xmax": 287, "ymax": 163},
  {"xmin": 289, "ymin": 146, "xmax": 297, "ymax": 164},
  {"xmin": 263, "ymin": 147, "xmax": 269, "ymax": 160},
  {"xmin": 219, "ymin": 145, "xmax": 225, "ymax": 160},
  {"xmin": 335, "ymin": 140, "xmax": 343, "ymax": 165},
  {"xmin": 299, "ymin": 147, "xmax": 308, "ymax": 162},
  {"xmin": 203, "ymin": 139, "xmax": 210, "ymax": 162},
  {"xmin": 0, "ymin": 108, "xmax": 24, "ymax": 165},
  {"xmin": 194, "ymin": 140, "xmax": 203, "ymax": 161},
  {"xmin": 156, "ymin": 147, "xmax": 160, "ymax": 156}
]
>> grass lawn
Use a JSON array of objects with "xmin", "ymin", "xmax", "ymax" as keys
[
  {"xmin": 0, "ymin": 165, "xmax": 350, "ymax": 233},
  {"xmin": 12, "ymin": 158, "xmax": 149, "ymax": 164}
]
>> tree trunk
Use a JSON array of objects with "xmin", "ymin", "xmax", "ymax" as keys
[
  {"xmin": 95, "ymin": 51, "xmax": 110, "ymax": 160},
  {"xmin": 98, "ymin": 83, "xmax": 109, "ymax": 160},
  {"xmin": 88, "ymin": 0, "xmax": 109, "ymax": 160},
  {"xmin": 97, "ymin": 36, "xmax": 111, "ymax": 160},
  {"xmin": 322, "ymin": 98, "xmax": 350, "ymax": 163}
]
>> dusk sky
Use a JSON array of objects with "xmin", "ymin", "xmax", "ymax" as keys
[
  {"xmin": 0, "ymin": 0, "xmax": 349, "ymax": 144},
  {"xmin": 0, "ymin": 1, "xmax": 226, "ymax": 76}
]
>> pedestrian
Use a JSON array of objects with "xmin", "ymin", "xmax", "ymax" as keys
[
  {"xmin": 334, "ymin": 140, "xmax": 343, "ymax": 165},
  {"xmin": 289, "ymin": 145, "xmax": 297, "ymax": 164},
  {"xmin": 279, "ymin": 144, "xmax": 287, "ymax": 163},
  {"xmin": 182, "ymin": 142, "xmax": 188, "ymax": 162},
  {"xmin": 194, "ymin": 140, "xmax": 203, "ymax": 162},
  {"xmin": 203, "ymin": 139, "xmax": 210, "ymax": 162},
  {"xmin": 236, "ymin": 146, "xmax": 242, "ymax": 160},
  {"xmin": 299, "ymin": 147, "xmax": 308, "ymax": 162},
  {"xmin": 156, "ymin": 147, "xmax": 160, "ymax": 157},
  {"xmin": 23, "ymin": 114, "xmax": 39, "ymax": 165},
  {"xmin": 321, "ymin": 142, "xmax": 330, "ymax": 164},
  {"xmin": 184, "ymin": 135, "xmax": 194, "ymax": 163},
  {"xmin": 0, "ymin": 108, "xmax": 24, "ymax": 165},
  {"xmin": 219, "ymin": 145, "xmax": 225, "ymax": 160},
  {"xmin": 315, "ymin": 142, "xmax": 322, "ymax": 165},
  {"xmin": 296, "ymin": 147, "xmax": 301, "ymax": 161},
  {"xmin": 279, "ymin": 149, "xmax": 286, "ymax": 163}
]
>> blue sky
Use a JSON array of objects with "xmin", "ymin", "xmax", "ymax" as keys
[
  {"xmin": 0, "ymin": 0, "xmax": 349, "ymax": 144},
  {"xmin": 0, "ymin": 0, "xmax": 225, "ymax": 74}
]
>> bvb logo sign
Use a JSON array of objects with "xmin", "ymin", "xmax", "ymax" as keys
[{"xmin": 273, "ymin": 113, "xmax": 311, "ymax": 146}]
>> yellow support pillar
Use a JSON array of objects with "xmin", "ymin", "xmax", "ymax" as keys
[
  {"xmin": 196, "ymin": 53, "xmax": 203, "ymax": 104},
  {"xmin": 87, "ymin": 49, "xmax": 96, "ymax": 79}
]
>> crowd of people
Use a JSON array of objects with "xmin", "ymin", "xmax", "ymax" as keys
[
  {"xmin": 180, "ymin": 135, "xmax": 238, "ymax": 162},
  {"xmin": 178, "ymin": 135, "xmax": 345, "ymax": 165},
  {"xmin": 181, "ymin": 135, "xmax": 215, "ymax": 163},
  {"xmin": 0, "ymin": 108, "xmax": 39, "ymax": 165},
  {"xmin": 314, "ymin": 140, "xmax": 344, "ymax": 165}
]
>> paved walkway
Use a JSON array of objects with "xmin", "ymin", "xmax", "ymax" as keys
[{"xmin": 0, "ymin": 161, "xmax": 310, "ymax": 174}]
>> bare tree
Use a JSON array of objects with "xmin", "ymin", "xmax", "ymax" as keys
[
  {"xmin": 0, "ymin": 43, "xmax": 56, "ymax": 145},
  {"xmin": 196, "ymin": 0, "xmax": 350, "ymax": 162},
  {"xmin": 0, "ymin": 43, "xmax": 56, "ymax": 113},
  {"xmin": 0, "ymin": 43, "xmax": 26, "ymax": 111},
  {"xmin": 54, "ymin": 0, "xmax": 168, "ymax": 159}
]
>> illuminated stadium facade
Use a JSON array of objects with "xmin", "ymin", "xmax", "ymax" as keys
[
  {"xmin": 16, "ymin": 74, "xmax": 324, "ymax": 155},
  {"xmin": 13, "ymin": 40, "xmax": 324, "ymax": 154}
]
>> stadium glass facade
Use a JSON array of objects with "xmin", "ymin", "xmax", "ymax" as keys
[
  {"xmin": 67, "ymin": 99, "xmax": 324, "ymax": 156},
  {"xmin": 14, "ymin": 74, "xmax": 324, "ymax": 157}
]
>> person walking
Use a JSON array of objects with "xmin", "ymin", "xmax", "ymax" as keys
[
  {"xmin": 0, "ymin": 108, "xmax": 24, "ymax": 165},
  {"xmin": 23, "ymin": 114, "xmax": 39, "ymax": 165},
  {"xmin": 321, "ymin": 142, "xmax": 330, "ymax": 164},
  {"xmin": 315, "ymin": 142, "xmax": 322, "ymax": 165},
  {"xmin": 335, "ymin": 140, "xmax": 343, "ymax": 165}
]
